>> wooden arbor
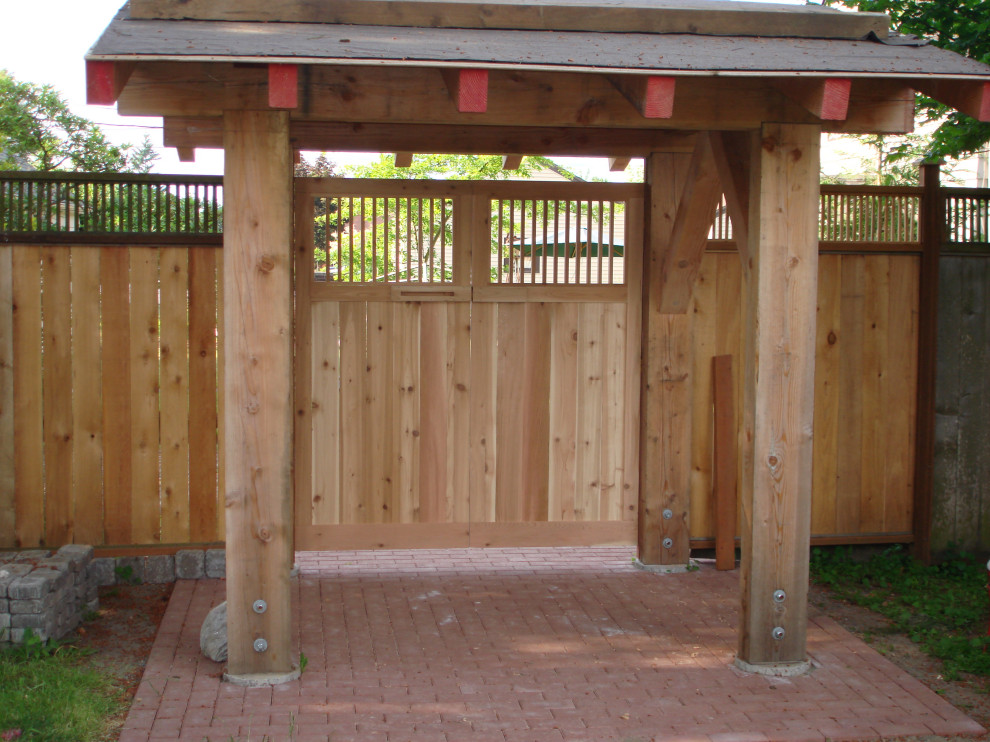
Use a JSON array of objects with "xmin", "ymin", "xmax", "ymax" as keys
[{"xmin": 87, "ymin": 0, "xmax": 990, "ymax": 680}]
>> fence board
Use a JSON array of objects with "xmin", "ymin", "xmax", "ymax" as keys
[
  {"xmin": 311, "ymin": 301, "xmax": 341, "ymax": 525},
  {"xmin": 12, "ymin": 247, "xmax": 44, "ymax": 548},
  {"xmin": 836, "ymin": 255, "xmax": 865, "ymax": 534},
  {"xmin": 159, "ymin": 248, "xmax": 190, "ymax": 543},
  {"xmin": 495, "ymin": 304, "xmax": 526, "ymax": 521},
  {"xmin": 339, "ymin": 301, "xmax": 367, "ymax": 523},
  {"xmin": 448, "ymin": 302, "xmax": 472, "ymax": 522},
  {"xmin": 188, "ymin": 247, "xmax": 219, "ymax": 542},
  {"xmin": 689, "ymin": 255, "xmax": 717, "ymax": 538},
  {"xmin": 0, "ymin": 246, "xmax": 13, "ymax": 545},
  {"xmin": 70, "ymin": 248, "xmax": 105, "ymax": 544},
  {"xmin": 575, "ymin": 304, "xmax": 604, "ymax": 521},
  {"xmin": 468, "ymin": 302, "xmax": 496, "ymax": 522},
  {"xmin": 366, "ymin": 301, "xmax": 393, "ymax": 523},
  {"xmin": 395, "ymin": 301, "xmax": 422, "ymax": 523},
  {"xmin": 42, "ymin": 248, "xmax": 73, "ymax": 545},
  {"xmin": 129, "ymin": 248, "xmax": 161, "ymax": 544},
  {"xmin": 860, "ymin": 255, "xmax": 890, "ymax": 532},
  {"xmin": 548, "ymin": 303, "xmax": 579, "ymax": 521},
  {"xmin": 600, "ymin": 302, "xmax": 626, "ymax": 521},
  {"xmin": 886, "ymin": 256, "xmax": 918, "ymax": 534},
  {"xmin": 812, "ymin": 254, "xmax": 842, "ymax": 535},
  {"xmin": 419, "ymin": 302, "xmax": 449, "ymax": 522}
]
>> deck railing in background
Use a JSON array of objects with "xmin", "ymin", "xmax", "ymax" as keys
[{"xmin": 0, "ymin": 172, "xmax": 223, "ymax": 243}]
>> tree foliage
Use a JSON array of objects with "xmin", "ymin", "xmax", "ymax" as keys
[
  {"xmin": 823, "ymin": 0, "xmax": 990, "ymax": 160},
  {"xmin": 0, "ymin": 70, "xmax": 157, "ymax": 173}
]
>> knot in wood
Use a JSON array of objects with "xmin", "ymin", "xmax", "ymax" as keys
[
  {"xmin": 258, "ymin": 255, "xmax": 277, "ymax": 273},
  {"xmin": 246, "ymin": 398, "xmax": 260, "ymax": 414},
  {"xmin": 257, "ymin": 526, "xmax": 273, "ymax": 542},
  {"xmin": 766, "ymin": 451, "xmax": 782, "ymax": 476}
]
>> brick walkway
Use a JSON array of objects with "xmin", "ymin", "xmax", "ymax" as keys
[{"xmin": 119, "ymin": 547, "xmax": 986, "ymax": 742}]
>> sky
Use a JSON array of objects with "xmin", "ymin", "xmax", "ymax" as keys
[{"xmin": 3, "ymin": 0, "xmax": 908, "ymax": 183}]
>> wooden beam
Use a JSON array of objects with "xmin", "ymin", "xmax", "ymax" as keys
[
  {"xmin": 737, "ymin": 122, "xmax": 820, "ymax": 672},
  {"xmin": 164, "ymin": 116, "xmax": 698, "ymax": 155},
  {"xmin": 639, "ymin": 151, "xmax": 693, "ymax": 567},
  {"xmin": 774, "ymin": 78, "xmax": 851, "ymax": 121},
  {"xmin": 656, "ymin": 132, "xmax": 723, "ymax": 314},
  {"xmin": 712, "ymin": 354, "xmax": 737, "ymax": 571},
  {"xmin": 127, "ymin": 0, "xmax": 890, "ymax": 39},
  {"xmin": 709, "ymin": 130, "xmax": 753, "ymax": 266},
  {"xmin": 176, "ymin": 147, "xmax": 196, "ymax": 162},
  {"xmin": 394, "ymin": 152, "xmax": 414, "ymax": 168},
  {"xmin": 85, "ymin": 60, "xmax": 135, "ymax": 105},
  {"xmin": 608, "ymin": 75, "xmax": 676, "ymax": 119},
  {"xmin": 268, "ymin": 63, "xmax": 299, "ymax": 109},
  {"xmin": 609, "ymin": 156, "xmax": 632, "ymax": 172},
  {"xmin": 223, "ymin": 110, "xmax": 295, "ymax": 680},
  {"xmin": 501, "ymin": 154, "xmax": 524, "ymax": 170},
  {"xmin": 441, "ymin": 69, "xmax": 489, "ymax": 113},
  {"xmin": 915, "ymin": 80, "xmax": 990, "ymax": 122},
  {"xmin": 122, "ymin": 64, "xmax": 917, "ymax": 134}
]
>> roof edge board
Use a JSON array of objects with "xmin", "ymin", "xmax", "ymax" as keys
[{"xmin": 127, "ymin": 0, "xmax": 889, "ymax": 40}]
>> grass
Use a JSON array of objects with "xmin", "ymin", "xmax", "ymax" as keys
[
  {"xmin": 811, "ymin": 544, "xmax": 990, "ymax": 680},
  {"xmin": 0, "ymin": 630, "xmax": 124, "ymax": 742}
]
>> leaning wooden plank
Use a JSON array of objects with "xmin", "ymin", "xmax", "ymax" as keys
[
  {"xmin": 70, "ymin": 247, "xmax": 106, "ymax": 545},
  {"xmin": 159, "ymin": 247, "xmax": 191, "ymax": 544},
  {"xmin": 712, "ymin": 355, "xmax": 736, "ymax": 571},
  {"xmin": 0, "ymin": 246, "xmax": 14, "ymax": 546},
  {"xmin": 129, "ymin": 247, "xmax": 162, "ymax": 545},
  {"xmin": 100, "ymin": 247, "xmax": 133, "ymax": 545},
  {"xmin": 223, "ymin": 110, "xmax": 294, "ymax": 677},
  {"xmin": 188, "ymin": 247, "xmax": 219, "ymax": 542},
  {"xmin": 42, "ymin": 247, "xmax": 74, "ymax": 546},
  {"xmin": 128, "ymin": 0, "xmax": 889, "ymax": 40},
  {"xmin": 12, "ymin": 249, "xmax": 45, "ymax": 548}
]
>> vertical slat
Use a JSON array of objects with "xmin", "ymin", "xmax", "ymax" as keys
[
  {"xmin": 42, "ymin": 247, "xmax": 73, "ymax": 545},
  {"xmin": 712, "ymin": 354, "xmax": 737, "ymax": 570},
  {"xmin": 311, "ymin": 302, "xmax": 341, "ymax": 525},
  {"xmin": 811, "ymin": 254, "xmax": 842, "ymax": 536},
  {"xmin": 548, "ymin": 303, "xmax": 579, "ymax": 521},
  {"xmin": 520, "ymin": 303, "xmax": 551, "ymax": 521},
  {"xmin": 395, "ymin": 301, "xmax": 421, "ymax": 523},
  {"xmin": 159, "ymin": 247, "xmax": 191, "ymax": 544},
  {"xmin": 444, "ymin": 302, "xmax": 471, "ymax": 522},
  {"xmin": 101, "ymin": 247, "xmax": 132, "ymax": 545},
  {"xmin": 70, "ymin": 247, "xmax": 105, "ymax": 545},
  {"xmin": 189, "ymin": 247, "xmax": 219, "ymax": 543},
  {"xmin": 599, "ymin": 302, "xmax": 626, "ymax": 521},
  {"xmin": 129, "ymin": 247, "xmax": 161, "ymax": 544},
  {"xmin": 419, "ymin": 302, "xmax": 449, "ymax": 521},
  {"xmin": 495, "ymin": 303, "xmax": 526, "ymax": 521},
  {"xmin": 469, "ymin": 302, "xmax": 497, "ymax": 523},
  {"xmin": 366, "ymin": 301, "xmax": 394, "ymax": 523},
  {"xmin": 622, "ymin": 197, "xmax": 644, "ymax": 523},
  {"xmin": 12, "ymin": 248, "xmax": 44, "ymax": 548},
  {"xmin": 860, "ymin": 255, "xmax": 890, "ymax": 532},
  {"xmin": 689, "ymin": 254, "xmax": 716, "ymax": 539},
  {"xmin": 293, "ymin": 193, "xmax": 315, "ymax": 543},
  {"xmin": 339, "ymin": 301, "xmax": 367, "ymax": 522},
  {"xmin": 575, "ymin": 304, "xmax": 604, "ymax": 520},
  {"xmin": 836, "ymin": 255, "xmax": 865, "ymax": 534},
  {"xmin": 0, "ymin": 245, "xmax": 14, "ymax": 545}
]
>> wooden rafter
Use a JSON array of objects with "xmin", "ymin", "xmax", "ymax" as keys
[
  {"xmin": 915, "ymin": 79, "xmax": 990, "ymax": 122},
  {"xmin": 608, "ymin": 75, "xmax": 676, "ymax": 119},
  {"xmin": 608, "ymin": 157, "xmax": 632, "ymax": 172},
  {"xmin": 441, "ymin": 69, "xmax": 489, "ymax": 113},
  {"xmin": 656, "ymin": 132, "xmax": 723, "ymax": 314},
  {"xmin": 394, "ymin": 152, "xmax": 414, "ymax": 168},
  {"xmin": 774, "ymin": 77, "xmax": 851, "ymax": 121},
  {"xmin": 501, "ymin": 154, "xmax": 524, "ymax": 170},
  {"xmin": 85, "ymin": 61, "xmax": 135, "ymax": 106},
  {"xmin": 268, "ymin": 63, "xmax": 299, "ymax": 109}
]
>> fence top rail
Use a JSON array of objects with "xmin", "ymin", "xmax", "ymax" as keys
[
  {"xmin": 295, "ymin": 176, "xmax": 642, "ymax": 200},
  {"xmin": 942, "ymin": 187, "xmax": 990, "ymax": 199},
  {"xmin": 821, "ymin": 184, "xmax": 923, "ymax": 196},
  {"xmin": 0, "ymin": 171, "xmax": 224, "ymax": 186}
]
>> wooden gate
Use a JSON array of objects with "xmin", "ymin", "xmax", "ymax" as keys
[{"xmin": 293, "ymin": 178, "xmax": 644, "ymax": 550}]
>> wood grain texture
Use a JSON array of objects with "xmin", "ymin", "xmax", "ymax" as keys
[
  {"xmin": 712, "ymin": 355, "xmax": 737, "ymax": 571},
  {"xmin": 0, "ymin": 246, "xmax": 14, "ymax": 546},
  {"xmin": 12, "ymin": 248, "xmax": 43, "ymax": 548},
  {"xmin": 548, "ymin": 303, "xmax": 579, "ymax": 521},
  {"xmin": 70, "ymin": 248, "xmax": 105, "ymax": 545},
  {"xmin": 419, "ymin": 302, "xmax": 450, "ymax": 522},
  {"xmin": 223, "ymin": 110, "xmax": 294, "ymax": 676},
  {"xmin": 575, "ymin": 304, "xmax": 605, "ymax": 521},
  {"xmin": 310, "ymin": 302, "xmax": 341, "ymax": 525},
  {"xmin": 811, "ymin": 254, "xmax": 841, "ymax": 536},
  {"xmin": 737, "ymin": 123, "xmax": 820, "ymax": 667}
]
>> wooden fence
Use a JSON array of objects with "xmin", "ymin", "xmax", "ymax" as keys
[{"xmin": 0, "ymin": 171, "xmax": 988, "ymax": 554}]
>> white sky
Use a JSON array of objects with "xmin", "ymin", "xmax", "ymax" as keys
[{"xmin": 5, "ymin": 0, "xmax": 915, "ymax": 183}]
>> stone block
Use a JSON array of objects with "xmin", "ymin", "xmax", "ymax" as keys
[
  {"xmin": 89, "ymin": 558, "xmax": 117, "ymax": 587},
  {"xmin": 144, "ymin": 555, "xmax": 175, "ymax": 584},
  {"xmin": 11, "ymin": 595, "xmax": 57, "ymax": 614},
  {"xmin": 0, "ymin": 614, "xmax": 10, "ymax": 630},
  {"xmin": 37, "ymin": 556, "xmax": 71, "ymax": 573},
  {"xmin": 0, "ymin": 564, "xmax": 33, "ymax": 597},
  {"xmin": 0, "ymin": 598, "xmax": 7, "ymax": 612},
  {"xmin": 114, "ymin": 557, "xmax": 145, "ymax": 585},
  {"xmin": 10, "ymin": 627, "xmax": 49, "ymax": 644},
  {"xmin": 175, "ymin": 550, "xmax": 206, "ymax": 579},
  {"xmin": 57, "ymin": 545, "xmax": 94, "ymax": 571},
  {"xmin": 32, "ymin": 567, "xmax": 69, "ymax": 592},
  {"xmin": 13, "ymin": 550, "xmax": 51, "ymax": 562},
  {"xmin": 9, "ymin": 574, "xmax": 50, "ymax": 600},
  {"xmin": 205, "ymin": 549, "xmax": 226, "ymax": 579},
  {"xmin": 12, "ymin": 612, "xmax": 55, "ymax": 631}
]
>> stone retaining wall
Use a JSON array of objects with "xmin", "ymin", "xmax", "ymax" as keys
[{"xmin": 0, "ymin": 547, "xmax": 226, "ymax": 646}]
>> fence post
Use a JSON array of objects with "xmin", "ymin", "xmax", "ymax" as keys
[{"xmin": 913, "ymin": 161, "xmax": 943, "ymax": 564}]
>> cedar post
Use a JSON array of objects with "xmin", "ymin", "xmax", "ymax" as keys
[
  {"xmin": 638, "ymin": 152, "xmax": 693, "ymax": 567},
  {"xmin": 912, "ymin": 162, "xmax": 943, "ymax": 564},
  {"xmin": 223, "ymin": 110, "xmax": 297, "ymax": 682},
  {"xmin": 736, "ymin": 123, "xmax": 820, "ymax": 672}
]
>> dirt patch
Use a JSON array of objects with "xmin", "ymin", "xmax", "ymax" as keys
[
  {"xmin": 811, "ymin": 583, "xmax": 990, "ymax": 741},
  {"xmin": 69, "ymin": 582, "xmax": 173, "ymax": 740}
]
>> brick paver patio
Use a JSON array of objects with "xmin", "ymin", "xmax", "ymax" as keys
[{"xmin": 118, "ymin": 547, "xmax": 986, "ymax": 742}]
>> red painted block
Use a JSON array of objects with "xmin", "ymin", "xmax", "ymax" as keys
[
  {"xmin": 458, "ymin": 69, "xmax": 488, "ymax": 113},
  {"xmin": 86, "ymin": 60, "xmax": 119, "ymax": 105},
  {"xmin": 820, "ymin": 78, "xmax": 852, "ymax": 121},
  {"xmin": 268, "ymin": 64, "xmax": 299, "ymax": 109},
  {"xmin": 643, "ymin": 76, "xmax": 676, "ymax": 119}
]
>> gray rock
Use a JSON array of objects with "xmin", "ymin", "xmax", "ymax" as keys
[
  {"xmin": 37, "ymin": 556, "xmax": 71, "ymax": 573},
  {"xmin": 9, "ymin": 574, "xmax": 50, "ymax": 600},
  {"xmin": 144, "ymin": 555, "xmax": 175, "ymax": 584},
  {"xmin": 115, "ymin": 557, "xmax": 144, "ymax": 584},
  {"xmin": 205, "ymin": 549, "xmax": 226, "ymax": 579},
  {"xmin": 0, "ymin": 564, "xmax": 33, "ymax": 597},
  {"xmin": 200, "ymin": 601, "xmax": 227, "ymax": 663},
  {"xmin": 88, "ymin": 558, "xmax": 117, "ymax": 587},
  {"xmin": 13, "ymin": 550, "xmax": 51, "ymax": 562},
  {"xmin": 57, "ymin": 545, "xmax": 94, "ymax": 571},
  {"xmin": 175, "ymin": 550, "xmax": 205, "ymax": 579}
]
